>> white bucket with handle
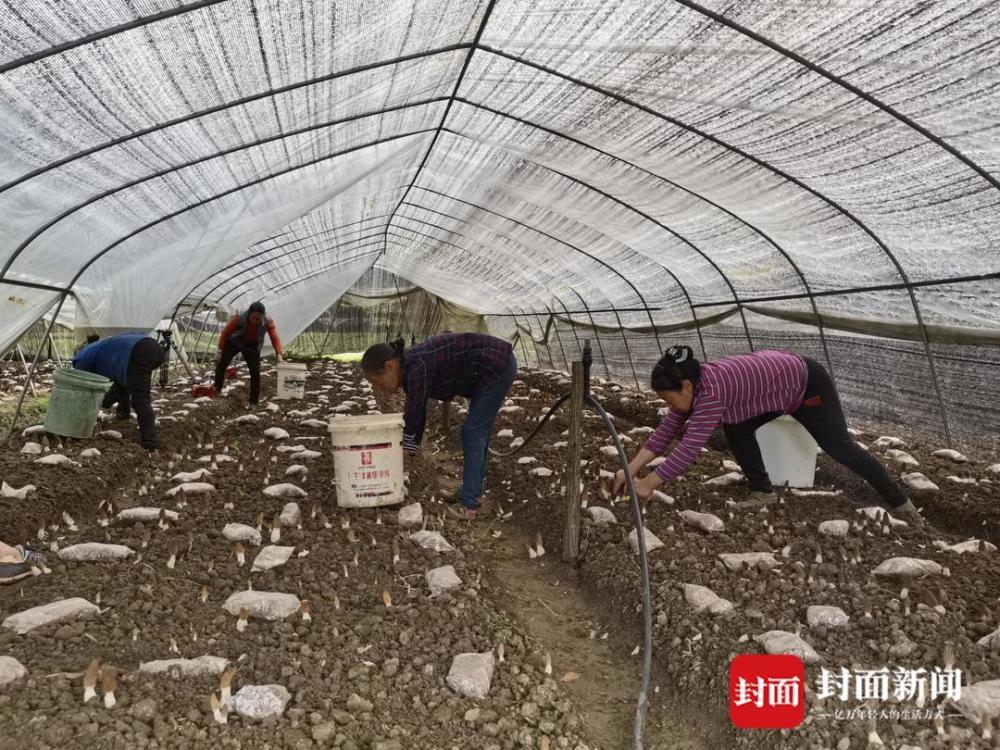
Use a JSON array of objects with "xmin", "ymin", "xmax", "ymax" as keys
[
  {"xmin": 329, "ymin": 413, "xmax": 406, "ymax": 507},
  {"xmin": 276, "ymin": 362, "xmax": 307, "ymax": 399},
  {"xmin": 755, "ymin": 415, "xmax": 818, "ymax": 488}
]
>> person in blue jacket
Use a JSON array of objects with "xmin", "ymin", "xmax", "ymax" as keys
[{"xmin": 73, "ymin": 333, "xmax": 165, "ymax": 450}]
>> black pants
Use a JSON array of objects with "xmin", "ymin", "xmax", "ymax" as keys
[
  {"xmin": 102, "ymin": 338, "xmax": 165, "ymax": 450},
  {"xmin": 214, "ymin": 341, "xmax": 262, "ymax": 404},
  {"xmin": 723, "ymin": 357, "xmax": 907, "ymax": 507}
]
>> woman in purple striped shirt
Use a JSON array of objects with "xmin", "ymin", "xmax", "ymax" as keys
[{"xmin": 614, "ymin": 346, "xmax": 921, "ymax": 524}]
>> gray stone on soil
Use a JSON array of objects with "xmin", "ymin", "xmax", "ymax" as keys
[
  {"xmin": 806, "ymin": 605, "xmax": 849, "ymax": 629},
  {"xmin": 818, "ymin": 520, "xmax": 849, "ymax": 537},
  {"xmin": 20, "ymin": 442, "xmax": 42, "ymax": 455},
  {"xmin": 628, "ymin": 527, "xmax": 664, "ymax": 554},
  {"xmin": 718, "ymin": 552, "xmax": 780, "ymax": 571},
  {"xmin": 2, "ymin": 597, "xmax": 100, "ymax": 634},
  {"xmin": 233, "ymin": 684, "xmax": 292, "ymax": 720},
  {"xmin": 139, "ymin": 655, "xmax": 229, "ymax": 678},
  {"xmin": 754, "ymin": 630, "xmax": 822, "ymax": 664},
  {"xmin": 397, "ymin": 502, "xmax": 423, "ymax": 527},
  {"xmin": 279, "ymin": 502, "xmax": 302, "ymax": 527},
  {"xmin": 0, "ymin": 656, "xmax": 27, "ymax": 687},
  {"xmin": 251, "ymin": 545, "xmax": 295, "ymax": 572},
  {"xmin": 165, "ymin": 481, "xmax": 215, "ymax": 497},
  {"xmin": 117, "ymin": 507, "xmax": 180, "ymax": 523},
  {"xmin": 682, "ymin": 584, "xmax": 734, "ymax": 615},
  {"xmin": 223, "ymin": 590, "xmax": 301, "ymax": 620},
  {"xmin": 585, "ymin": 506, "xmax": 616, "ymax": 525},
  {"xmin": 947, "ymin": 679, "xmax": 1000, "ymax": 725},
  {"xmin": 221, "ymin": 523, "xmax": 262, "ymax": 545},
  {"xmin": 130, "ymin": 698, "xmax": 159, "ymax": 721},
  {"xmin": 871, "ymin": 557, "xmax": 942, "ymax": 579},
  {"xmin": 425, "ymin": 565, "xmax": 463, "ymax": 597},
  {"xmin": 373, "ymin": 741, "xmax": 401, "ymax": 750},
  {"xmin": 57, "ymin": 543, "xmax": 134, "ymax": 562},
  {"xmin": 446, "ymin": 651, "xmax": 495, "ymax": 700},
  {"xmin": 680, "ymin": 509, "xmax": 725, "ymax": 533},
  {"xmin": 263, "ymin": 482, "xmax": 307, "ymax": 499},
  {"xmin": 312, "ymin": 722, "xmax": 337, "ymax": 743},
  {"xmin": 409, "ymin": 530, "xmax": 454, "ymax": 553},
  {"xmin": 901, "ymin": 472, "xmax": 939, "ymax": 495},
  {"xmin": 345, "ymin": 693, "xmax": 373, "ymax": 714}
]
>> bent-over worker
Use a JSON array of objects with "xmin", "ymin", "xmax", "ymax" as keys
[
  {"xmin": 361, "ymin": 333, "xmax": 518, "ymax": 518},
  {"xmin": 214, "ymin": 301, "xmax": 283, "ymax": 406},
  {"xmin": 614, "ymin": 346, "xmax": 921, "ymax": 524},
  {"xmin": 73, "ymin": 333, "xmax": 165, "ymax": 450}
]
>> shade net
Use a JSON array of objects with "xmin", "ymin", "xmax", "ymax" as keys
[{"xmin": 1, "ymin": 0, "xmax": 998, "ymax": 446}]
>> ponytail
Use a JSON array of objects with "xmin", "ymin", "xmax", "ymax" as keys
[
  {"xmin": 650, "ymin": 345, "xmax": 701, "ymax": 391},
  {"xmin": 361, "ymin": 337, "xmax": 405, "ymax": 373}
]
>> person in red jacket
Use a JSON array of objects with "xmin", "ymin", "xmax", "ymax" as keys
[{"xmin": 214, "ymin": 301, "xmax": 283, "ymax": 406}]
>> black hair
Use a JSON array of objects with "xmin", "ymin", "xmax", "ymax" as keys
[
  {"xmin": 86, "ymin": 334, "xmax": 100, "ymax": 344},
  {"xmin": 650, "ymin": 345, "xmax": 701, "ymax": 391},
  {"xmin": 248, "ymin": 301, "xmax": 266, "ymax": 315},
  {"xmin": 361, "ymin": 337, "xmax": 405, "ymax": 373}
]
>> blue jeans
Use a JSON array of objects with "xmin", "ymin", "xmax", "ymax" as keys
[{"xmin": 460, "ymin": 355, "xmax": 518, "ymax": 509}]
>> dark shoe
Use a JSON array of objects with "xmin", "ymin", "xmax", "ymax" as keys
[
  {"xmin": 733, "ymin": 490, "xmax": 778, "ymax": 510},
  {"xmin": 888, "ymin": 499, "xmax": 925, "ymax": 527}
]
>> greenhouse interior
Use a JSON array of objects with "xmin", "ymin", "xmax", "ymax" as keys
[{"xmin": 1, "ymin": 1, "xmax": 999, "ymax": 748}]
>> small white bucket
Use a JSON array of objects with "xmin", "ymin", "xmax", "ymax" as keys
[
  {"xmin": 276, "ymin": 362, "xmax": 307, "ymax": 399},
  {"xmin": 329, "ymin": 413, "xmax": 406, "ymax": 507},
  {"xmin": 755, "ymin": 415, "xmax": 818, "ymax": 488}
]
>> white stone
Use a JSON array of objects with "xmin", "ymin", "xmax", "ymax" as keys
[
  {"xmin": 139, "ymin": 655, "xmax": 229, "ymax": 678},
  {"xmin": 703, "ymin": 471, "xmax": 743, "ymax": 487},
  {"xmin": 497, "ymin": 429, "xmax": 514, "ymax": 438},
  {"xmin": 284, "ymin": 464, "xmax": 307, "ymax": 478},
  {"xmin": 901, "ymin": 472, "xmax": 939, "ymax": 495},
  {"xmin": 409, "ymin": 530, "xmax": 455, "ymax": 553},
  {"xmin": 988, "ymin": 464, "xmax": 1000, "ymax": 475},
  {"xmin": 33, "ymin": 454, "xmax": 79, "ymax": 467},
  {"xmin": 873, "ymin": 436, "xmax": 906, "ymax": 449},
  {"xmin": 0, "ymin": 656, "xmax": 28, "ymax": 687},
  {"xmin": 117, "ymin": 507, "xmax": 179, "ymax": 523},
  {"xmin": 19, "ymin": 442, "xmax": 42, "ymax": 455},
  {"xmin": 98, "ymin": 430, "xmax": 122, "ymax": 440},
  {"xmin": 722, "ymin": 459, "xmax": 742, "ymax": 473},
  {"xmin": 651, "ymin": 490, "xmax": 674, "ymax": 505},
  {"xmin": 300, "ymin": 419, "xmax": 327, "ymax": 428},
  {"xmin": 529, "ymin": 467, "xmax": 553, "ymax": 478},
  {"xmin": 79, "ymin": 448, "xmax": 101, "ymax": 458},
  {"xmin": 719, "ymin": 552, "xmax": 780, "ymax": 571},
  {"xmin": 263, "ymin": 427, "xmax": 290, "ymax": 440},
  {"xmin": 446, "ymin": 652, "xmax": 495, "ymax": 700},
  {"xmin": 509, "ymin": 437, "xmax": 524, "ymax": 449},
  {"xmin": 426, "ymin": 565, "xmax": 463, "ymax": 597},
  {"xmin": 0, "ymin": 482, "xmax": 36, "ymax": 500},
  {"xmin": 628, "ymin": 426, "xmax": 654, "ymax": 436},
  {"xmin": 806, "ymin": 605, "xmax": 849, "ymax": 629},
  {"xmin": 275, "ymin": 444, "xmax": 306, "ymax": 453},
  {"xmin": 290, "ymin": 450, "xmax": 321, "ymax": 461},
  {"xmin": 946, "ymin": 475, "xmax": 977, "ymax": 485},
  {"xmin": 978, "ymin": 627, "xmax": 1000, "ymax": 650},
  {"xmin": 933, "ymin": 448, "xmax": 968, "ymax": 463},
  {"xmin": 628, "ymin": 527, "xmax": 664, "ymax": 554},
  {"xmin": 933, "ymin": 539, "xmax": 996, "ymax": 554},
  {"xmin": 233, "ymin": 684, "xmax": 291, "ymax": 720},
  {"xmin": 947, "ymin": 679, "xmax": 1000, "ymax": 726},
  {"xmin": 165, "ymin": 481, "xmax": 214, "ymax": 497},
  {"xmin": 791, "ymin": 489, "xmax": 841, "ymax": 498},
  {"xmin": 235, "ymin": 414, "xmax": 260, "ymax": 424},
  {"xmin": 682, "ymin": 584, "xmax": 734, "ymax": 616},
  {"xmin": 516, "ymin": 456, "xmax": 536, "ymax": 465},
  {"xmin": 552, "ymin": 441, "xmax": 568, "ymax": 449},
  {"xmin": 171, "ymin": 468, "xmax": 212, "ymax": 483},
  {"xmin": 680, "ymin": 510, "xmax": 725, "ymax": 533},
  {"xmin": 818, "ymin": 520, "xmax": 850, "ymax": 537},
  {"xmin": 251, "ymin": 545, "xmax": 295, "ymax": 572},
  {"xmin": 599, "ymin": 446, "xmax": 619, "ymax": 457},
  {"xmin": 222, "ymin": 591, "xmax": 301, "ymax": 621},
  {"xmin": 263, "ymin": 483, "xmax": 307, "ymax": 499},
  {"xmin": 755, "ymin": 630, "xmax": 822, "ymax": 664},
  {"xmin": 2, "ymin": 597, "xmax": 100, "ymax": 634},
  {"xmin": 872, "ymin": 557, "xmax": 943, "ymax": 579},
  {"xmin": 586, "ymin": 506, "xmax": 617, "ymax": 525},
  {"xmin": 279, "ymin": 502, "xmax": 302, "ymax": 527},
  {"xmin": 21, "ymin": 425, "xmax": 46, "ymax": 438},
  {"xmin": 222, "ymin": 523, "xmax": 262, "ymax": 545},
  {"xmin": 58, "ymin": 543, "xmax": 134, "ymax": 562},
  {"xmin": 397, "ymin": 503, "xmax": 423, "ymax": 527},
  {"xmin": 886, "ymin": 449, "xmax": 919, "ymax": 467}
]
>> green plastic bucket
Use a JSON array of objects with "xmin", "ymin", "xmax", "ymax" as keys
[{"xmin": 43, "ymin": 368, "xmax": 112, "ymax": 438}]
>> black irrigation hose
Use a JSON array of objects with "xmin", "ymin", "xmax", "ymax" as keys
[{"xmin": 487, "ymin": 387, "xmax": 654, "ymax": 748}]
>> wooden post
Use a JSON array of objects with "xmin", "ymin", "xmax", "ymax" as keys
[{"xmin": 563, "ymin": 359, "xmax": 584, "ymax": 562}]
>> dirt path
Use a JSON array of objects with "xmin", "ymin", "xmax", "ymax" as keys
[{"xmin": 480, "ymin": 527, "xmax": 707, "ymax": 750}]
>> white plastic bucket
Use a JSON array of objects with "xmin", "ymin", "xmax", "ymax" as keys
[
  {"xmin": 276, "ymin": 362, "xmax": 307, "ymax": 399},
  {"xmin": 329, "ymin": 413, "xmax": 406, "ymax": 507},
  {"xmin": 755, "ymin": 415, "xmax": 818, "ymax": 488}
]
